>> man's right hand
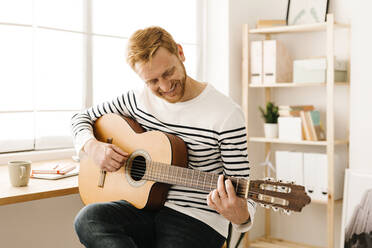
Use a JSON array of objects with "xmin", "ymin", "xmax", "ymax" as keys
[{"xmin": 84, "ymin": 138, "xmax": 129, "ymax": 172}]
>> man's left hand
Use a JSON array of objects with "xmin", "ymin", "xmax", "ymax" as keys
[{"xmin": 207, "ymin": 175, "xmax": 250, "ymax": 225}]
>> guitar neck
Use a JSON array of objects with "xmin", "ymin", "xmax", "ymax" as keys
[{"xmin": 142, "ymin": 161, "xmax": 249, "ymax": 198}]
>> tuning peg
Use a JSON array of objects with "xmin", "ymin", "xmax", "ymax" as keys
[
  {"xmin": 265, "ymin": 204, "xmax": 271, "ymax": 209},
  {"xmin": 280, "ymin": 209, "xmax": 292, "ymax": 215},
  {"xmin": 271, "ymin": 206, "xmax": 279, "ymax": 212},
  {"xmin": 264, "ymin": 177, "xmax": 275, "ymax": 181},
  {"xmin": 286, "ymin": 180, "xmax": 295, "ymax": 184},
  {"xmin": 260, "ymin": 203, "xmax": 266, "ymax": 208}
]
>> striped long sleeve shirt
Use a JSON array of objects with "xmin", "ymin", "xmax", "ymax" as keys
[{"xmin": 71, "ymin": 83, "xmax": 256, "ymax": 237}]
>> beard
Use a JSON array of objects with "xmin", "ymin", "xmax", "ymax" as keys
[{"xmin": 158, "ymin": 60, "xmax": 187, "ymax": 103}]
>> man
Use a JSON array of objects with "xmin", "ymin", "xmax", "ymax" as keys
[{"xmin": 71, "ymin": 26, "xmax": 256, "ymax": 248}]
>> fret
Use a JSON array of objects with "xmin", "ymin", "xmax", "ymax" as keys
[
  {"xmin": 172, "ymin": 166, "xmax": 176, "ymax": 185},
  {"xmin": 159, "ymin": 162, "xmax": 164, "ymax": 182},
  {"xmin": 181, "ymin": 167, "xmax": 185, "ymax": 187},
  {"xmin": 203, "ymin": 173, "xmax": 207, "ymax": 191},
  {"xmin": 167, "ymin": 165, "xmax": 171, "ymax": 184},
  {"xmin": 184, "ymin": 168, "xmax": 188, "ymax": 187},
  {"xmin": 156, "ymin": 162, "xmax": 161, "ymax": 181},
  {"xmin": 184, "ymin": 168, "xmax": 187, "ymax": 187},
  {"xmin": 160, "ymin": 164, "xmax": 166, "ymax": 182},
  {"xmin": 186, "ymin": 170, "xmax": 192, "ymax": 187},
  {"xmin": 191, "ymin": 169, "xmax": 195, "ymax": 189},
  {"xmin": 209, "ymin": 173, "xmax": 215, "ymax": 191},
  {"xmin": 151, "ymin": 161, "xmax": 156, "ymax": 180},
  {"xmin": 157, "ymin": 162, "xmax": 163, "ymax": 182},
  {"xmin": 147, "ymin": 161, "xmax": 152, "ymax": 180},
  {"xmin": 209, "ymin": 173, "xmax": 214, "ymax": 192},
  {"xmin": 164, "ymin": 164, "xmax": 168, "ymax": 183}
]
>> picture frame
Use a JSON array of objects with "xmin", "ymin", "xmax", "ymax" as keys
[
  {"xmin": 340, "ymin": 169, "xmax": 372, "ymax": 248},
  {"xmin": 286, "ymin": 0, "xmax": 329, "ymax": 25}
]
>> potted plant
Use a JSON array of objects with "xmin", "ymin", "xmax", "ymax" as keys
[{"xmin": 259, "ymin": 102, "xmax": 279, "ymax": 138}]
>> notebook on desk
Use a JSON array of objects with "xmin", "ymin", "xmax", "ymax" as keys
[{"xmin": 31, "ymin": 166, "xmax": 79, "ymax": 180}]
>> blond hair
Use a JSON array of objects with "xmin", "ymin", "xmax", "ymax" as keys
[{"xmin": 126, "ymin": 26, "xmax": 178, "ymax": 69}]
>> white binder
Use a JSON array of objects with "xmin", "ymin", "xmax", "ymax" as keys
[
  {"xmin": 263, "ymin": 40, "xmax": 292, "ymax": 84},
  {"xmin": 250, "ymin": 41, "xmax": 263, "ymax": 85},
  {"xmin": 303, "ymin": 152, "xmax": 347, "ymax": 202},
  {"xmin": 275, "ymin": 150, "xmax": 303, "ymax": 185}
]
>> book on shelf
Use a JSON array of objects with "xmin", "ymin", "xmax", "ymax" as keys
[
  {"xmin": 298, "ymin": 110, "xmax": 326, "ymax": 141},
  {"xmin": 278, "ymin": 105, "xmax": 314, "ymax": 116},
  {"xmin": 300, "ymin": 111, "xmax": 312, "ymax": 140},
  {"xmin": 309, "ymin": 110, "xmax": 326, "ymax": 140},
  {"xmin": 31, "ymin": 163, "xmax": 76, "ymax": 175}
]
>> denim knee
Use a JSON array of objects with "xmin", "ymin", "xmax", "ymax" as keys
[{"xmin": 74, "ymin": 203, "xmax": 101, "ymax": 244}]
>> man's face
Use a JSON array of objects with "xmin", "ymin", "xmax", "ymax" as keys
[{"xmin": 134, "ymin": 47, "xmax": 187, "ymax": 103}]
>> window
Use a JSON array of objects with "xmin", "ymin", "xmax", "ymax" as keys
[{"xmin": 0, "ymin": 0, "xmax": 204, "ymax": 154}]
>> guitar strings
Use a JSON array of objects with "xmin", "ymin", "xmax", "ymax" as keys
[
  {"xmin": 117, "ymin": 162, "xmax": 285, "ymax": 203},
  {"xmin": 122, "ymin": 161, "xmax": 254, "ymax": 197},
  {"xmin": 122, "ymin": 160, "xmax": 296, "ymax": 203}
]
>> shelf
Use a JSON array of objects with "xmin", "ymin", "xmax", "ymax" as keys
[
  {"xmin": 249, "ymin": 137, "xmax": 349, "ymax": 146},
  {"xmin": 249, "ymin": 82, "xmax": 349, "ymax": 88},
  {"xmin": 250, "ymin": 237, "xmax": 322, "ymax": 248},
  {"xmin": 249, "ymin": 22, "xmax": 349, "ymax": 34},
  {"xmin": 311, "ymin": 199, "xmax": 327, "ymax": 205}
]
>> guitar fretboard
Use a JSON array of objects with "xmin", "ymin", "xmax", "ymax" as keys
[{"xmin": 139, "ymin": 161, "xmax": 248, "ymax": 198}]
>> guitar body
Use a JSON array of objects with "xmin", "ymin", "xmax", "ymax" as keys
[{"xmin": 78, "ymin": 114, "xmax": 188, "ymax": 210}]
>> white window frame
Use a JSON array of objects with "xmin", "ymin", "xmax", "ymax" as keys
[{"xmin": 0, "ymin": 0, "xmax": 206, "ymax": 162}]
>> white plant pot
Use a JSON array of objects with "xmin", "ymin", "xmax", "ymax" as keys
[{"xmin": 264, "ymin": 123, "xmax": 278, "ymax": 138}]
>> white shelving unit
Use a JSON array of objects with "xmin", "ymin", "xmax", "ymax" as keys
[{"xmin": 241, "ymin": 14, "xmax": 350, "ymax": 248}]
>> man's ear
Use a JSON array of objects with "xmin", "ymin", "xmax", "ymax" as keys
[{"xmin": 177, "ymin": 44, "xmax": 186, "ymax": 62}]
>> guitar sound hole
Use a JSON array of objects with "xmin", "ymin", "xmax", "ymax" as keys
[{"xmin": 130, "ymin": 156, "xmax": 146, "ymax": 181}]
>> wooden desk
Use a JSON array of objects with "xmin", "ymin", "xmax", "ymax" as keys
[{"xmin": 0, "ymin": 159, "xmax": 79, "ymax": 206}]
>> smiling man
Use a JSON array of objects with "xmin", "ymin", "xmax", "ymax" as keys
[{"xmin": 71, "ymin": 26, "xmax": 256, "ymax": 248}]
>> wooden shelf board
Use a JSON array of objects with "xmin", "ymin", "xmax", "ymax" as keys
[
  {"xmin": 311, "ymin": 199, "xmax": 327, "ymax": 205},
  {"xmin": 249, "ymin": 22, "xmax": 349, "ymax": 34},
  {"xmin": 249, "ymin": 137, "xmax": 348, "ymax": 146},
  {"xmin": 249, "ymin": 82, "xmax": 349, "ymax": 88},
  {"xmin": 250, "ymin": 237, "xmax": 323, "ymax": 248},
  {"xmin": 311, "ymin": 198, "xmax": 343, "ymax": 205}
]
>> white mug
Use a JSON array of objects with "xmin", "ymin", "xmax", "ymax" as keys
[{"xmin": 8, "ymin": 160, "xmax": 32, "ymax": 187}]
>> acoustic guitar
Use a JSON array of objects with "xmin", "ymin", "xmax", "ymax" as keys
[{"xmin": 78, "ymin": 113, "xmax": 311, "ymax": 214}]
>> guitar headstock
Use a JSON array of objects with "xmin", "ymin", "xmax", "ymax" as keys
[{"xmin": 248, "ymin": 178, "xmax": 311, "ymax": 214}]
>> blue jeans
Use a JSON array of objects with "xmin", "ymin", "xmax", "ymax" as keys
[{"xmin": 74, "ymin": 200, "xmax": 225, "ymax": 248}]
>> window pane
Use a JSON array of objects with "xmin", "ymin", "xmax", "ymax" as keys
[
  {"xmin": 0, "ymin": 113, "xmax": 34, "ymax": 153},
  {"xmin": 35, "ymin": 111, "xmax": 74, "ymax": 150},
  {"xmin": 92, "ymin": 0, "xmax": 197, "ymax": 44},
  {"xmin": 93, "ymin": 36, "xmax": 142, "ymax": 104},
  {"xmin": 0, "ymin": 25, "xmax": 33, "ymax": 111},
  {"xmin": 35, "ymin": 0, "xmax": 84, "ymax": 32},
  {"xmin": 35, "ymin": 29, "xmax": 84, "ymax": 110},
  {"xmin": 0, "ymin": 0, "xmax": 32, "ymax": 25}
]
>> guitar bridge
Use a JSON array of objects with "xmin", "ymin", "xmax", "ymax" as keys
[
  {"xmin": 98, "ymin": 170, "xmax": 106, "ymax": 188},
  {"xmin": 97, "ymin": 137, "xmax": 113, "ymax": 188}
]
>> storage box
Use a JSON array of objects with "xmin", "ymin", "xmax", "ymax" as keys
[
  {"xmin": 293, "ymin": 58, "xmax": 347, "ymax": 83},
  {"xmin": 278, "ymin": 117, "xmax": 302, "ymax": 141}
]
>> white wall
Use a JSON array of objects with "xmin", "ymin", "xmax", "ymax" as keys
[
  {"xmin": 349, "ymin": 1, "xmax": 372, "ymax": 173},
  {"xmin": 205, "ymin": 0, "xmax": 229, "ymax": 95},
  {"xmin": 205, "ymin": 0, "xmax": 369, "ymax": 247}
]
